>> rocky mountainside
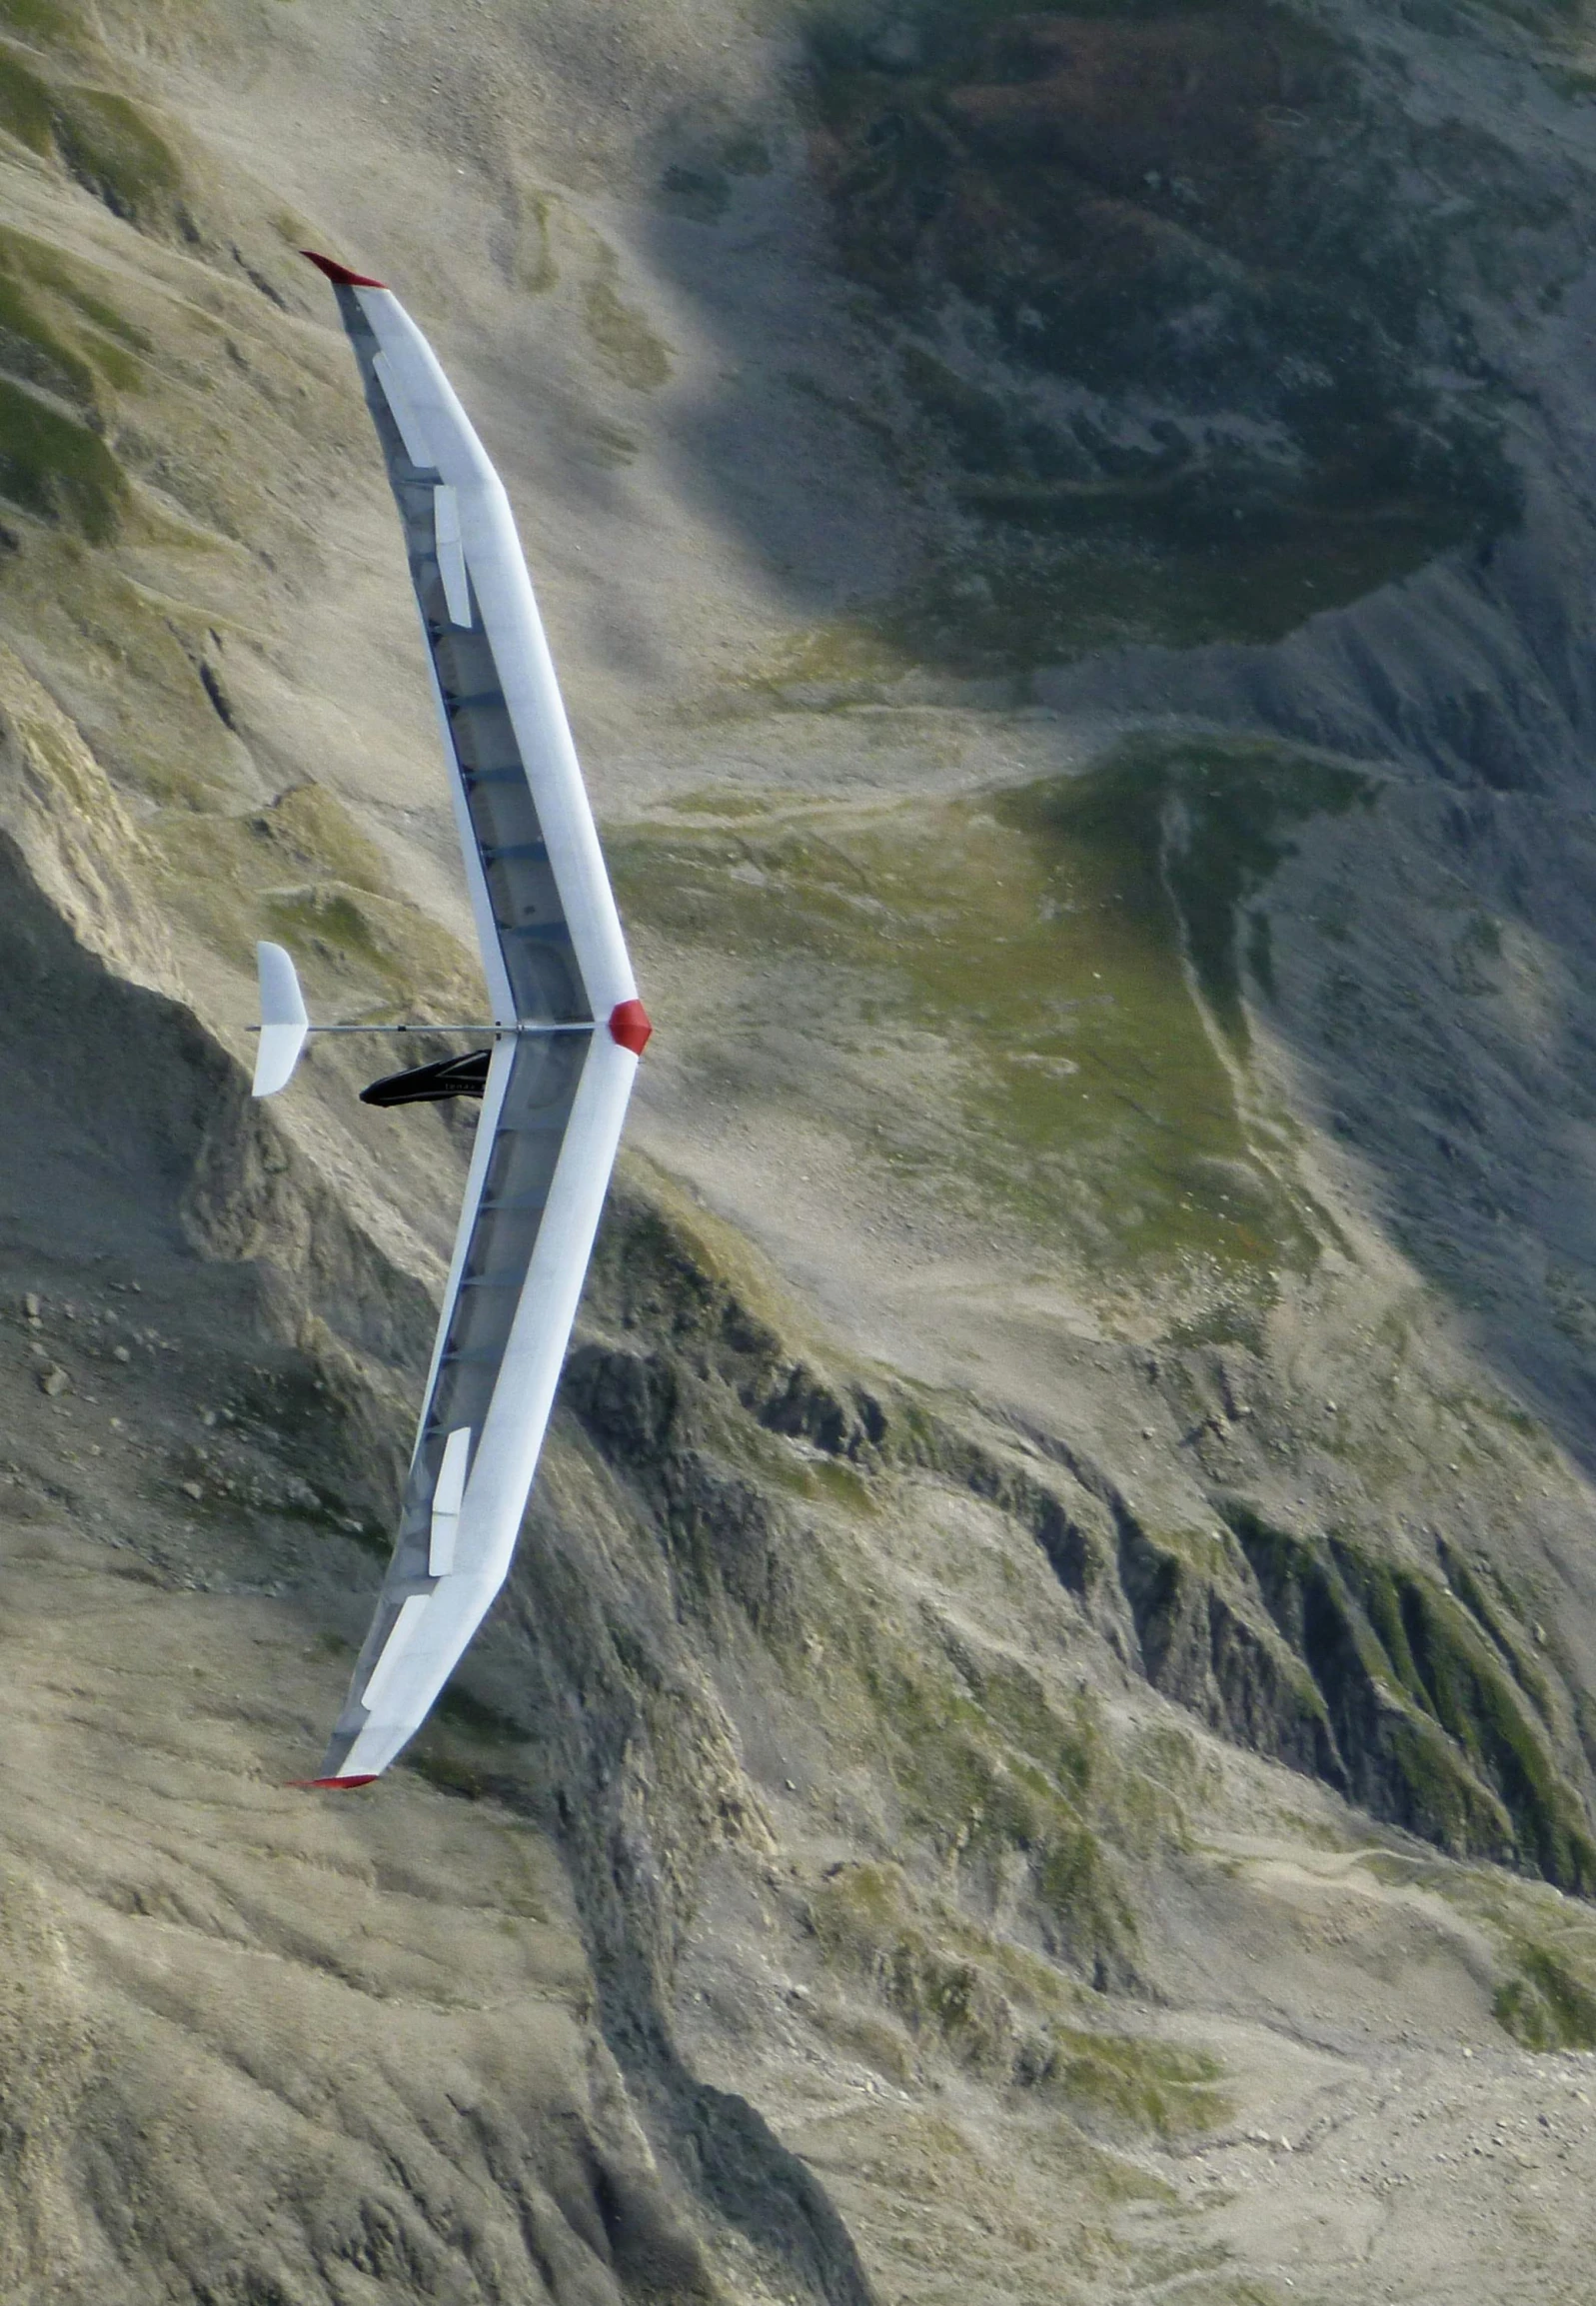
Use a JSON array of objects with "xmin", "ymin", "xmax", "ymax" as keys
[{"xmin": 7, "ymin": 0, "xmax": 1596, "ymax": 2300}]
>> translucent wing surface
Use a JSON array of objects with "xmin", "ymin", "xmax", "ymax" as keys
[
  {"xmin": 333, "ymin": 273, "xmax": 637, "ymax": 1029},
  {"xmin": 306, "ymin": 258, "xmax": 645, "ymax": 1782}
]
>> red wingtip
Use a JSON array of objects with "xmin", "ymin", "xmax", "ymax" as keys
[
  {"xmin": 301, "ymin": 249, "xmax": 388, "ymax": 290},
  {"xmin": 288, "ymin": 1773, "xmax": 380, "ymax": 1790},
  {"xmin": 609, "ymin": 999, "xmax": 653, "ymax": 1056}
]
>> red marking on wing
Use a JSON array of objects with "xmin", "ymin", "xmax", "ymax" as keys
[
  {"xmin": 301, "ymin": 250, "xmax": 388, "ymax": 290},
  {"xmin": 609, "ymin": 1000, "xmax": 653, "ymax": 1056},
  {"xmin": 288, "ymin": 1774, "xmax": 381, "ymax": 1790}
]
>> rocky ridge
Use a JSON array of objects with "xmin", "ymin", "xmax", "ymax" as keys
[{"xmin": 4, "ymin": 0, "xmax": 1596, "ymax": 2300}]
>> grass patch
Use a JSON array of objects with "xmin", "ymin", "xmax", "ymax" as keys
[
  {"xmin": 809, "ymin": 1862, "xmax": 1068, "ymax": 2047},
  {"xmin": 148, "ymin": 791, "xmax": 478, "ymax": 1015},
  {"xmin": 1229, "ymin": 1505, "xmax": 1596, "ymax": 1888},
  {"xmin": 871, "ymin": 499, "xmax": 1502, "ymax": 673},
  {"xmin": 807, "ymin": 1862, "xmax": 1226, "ymax": 2133},
  {"xmin": 0, "ymin": 0, "xmax": 97, "ymax": 47},
  {"xmin": 747, "ymin": 616, "xmax": 914, "ymax": 704},
  {"xmin": 261, "ymin": 885, "xmax": 465, "ymax": 1004},
  {"xmin": 0, "ymin": 38, "xmax": 187, "ymax": 234},
  {"xmin": 1494, "ymin": 1941, "xmax": 1596, "ymax": 2050},
  {"xmin": 1360, "ymin": 1848, "xmax": 1596, "ymax": 2049},
  {"xmin": 0, "ymin": 273, "xmax": 126, "ymax": 415},
  {"xmin": 0, "ymin": 222, "xmax": 151, "ymax": 352},
  {"xmin": 1012, "ymin": 738, "xmax": 1374, "ymax": 1042},
  {"xmin": 50, "ymin": 83, "xmax": 184, "ymax": 228},
  {"xmin": 0, "ymin": 220, "xmax": 162, "ymax": 536},
  {"xmin": 584, "ymin": 250, "xmax": 672, "ymax": 390},
  {"xmin": 255, "ymin": 783, "xmax": 394, "ymax": 897},
  {"xmin": 1041, "ymin": 2026, "xmax": 1229, "ymax": 2139},
  {"xmin": 613, "ymin": 743, "xmax": 1358, "ymax": 1311},
  {"xmin": 0, "ymin": 40, "xmax": 52, "ymax": 148},
  {"xmin": 0, "ymin": 371, "xmax": 124, "ymax": 535},
  {"xmin": 821, "ymin": 1617, "xmax": 1145, "ymax": 1979},
  {"xmin": 812, "ymin": 2002, "xmax": 918, "ymax": 2084}
]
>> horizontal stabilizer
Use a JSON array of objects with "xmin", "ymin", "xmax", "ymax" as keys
[{"xmin": 253, "ymin": 942, "xmax": 310, "ymax": 1098}]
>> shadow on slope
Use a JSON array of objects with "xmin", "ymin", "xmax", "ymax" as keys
[
  {"xmin": 631, "ymin": 0, "xmax": 1554, "ymax": 686},
  {"xmin": 0, "ymin": 812, "xmax": 880, "ymax": 2305},
  {"xmin": 612, "ymin": 0, "xmax": 1596, "ymax": 1874}
]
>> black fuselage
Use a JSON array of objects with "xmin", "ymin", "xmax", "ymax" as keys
[{"xmin": 360, "ymin": 1049, "xmax": 492, "ymax": 1108}]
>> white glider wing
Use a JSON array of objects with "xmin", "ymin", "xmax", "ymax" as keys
[{"xmin": 302, "ymin": 252, "xmax": 651, "ymax": 1784}]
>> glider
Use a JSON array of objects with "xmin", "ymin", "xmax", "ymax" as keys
[{"xmin": 254, "ymin": 251, "xmax": 651, "ymax": 1786}]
